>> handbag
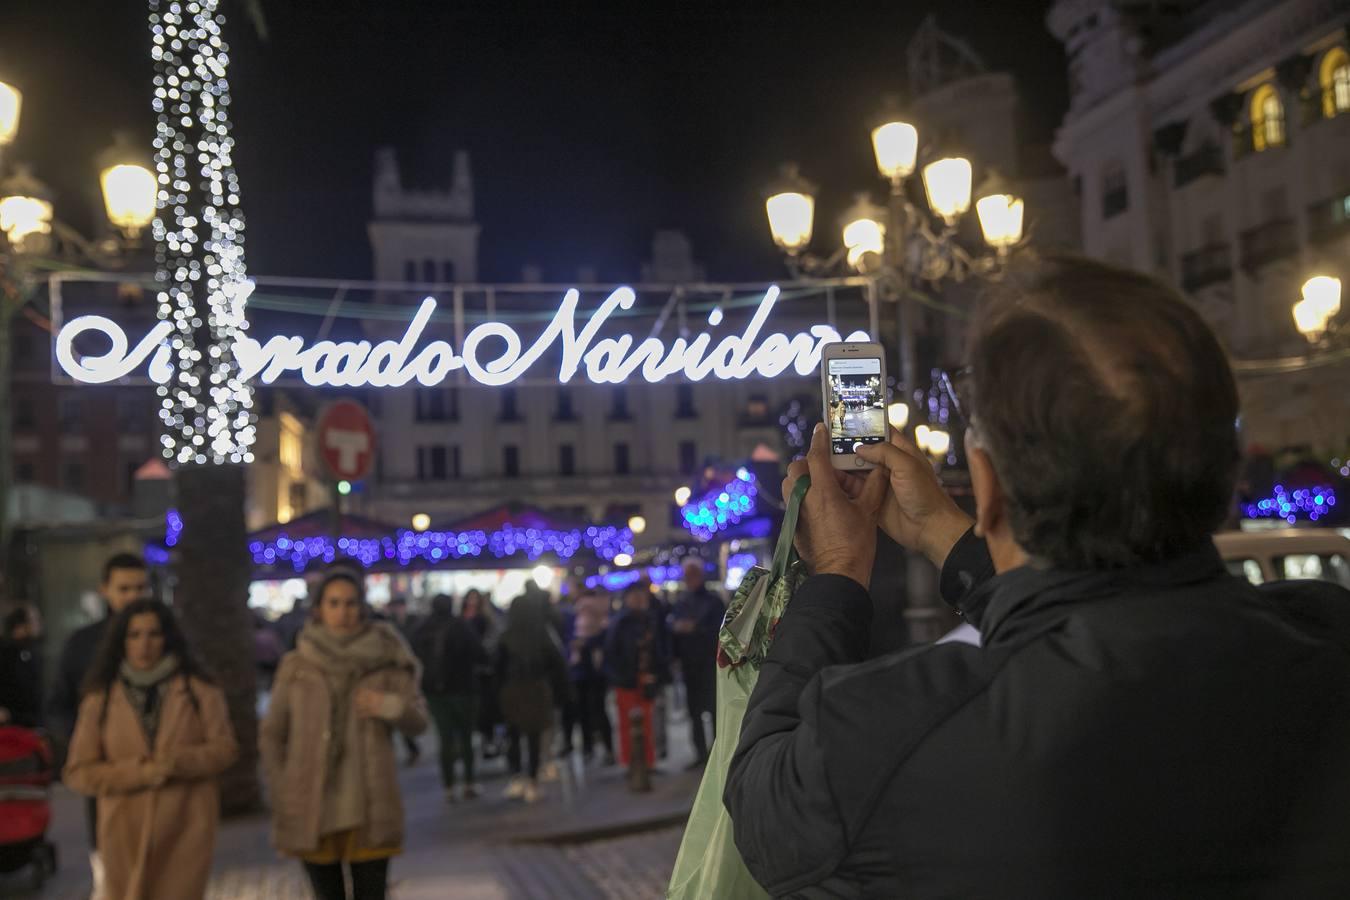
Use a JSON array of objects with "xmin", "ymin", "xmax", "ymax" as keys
[{"xmin": 667, "ymin": 475, "xmax": 810, "ymax": 900}]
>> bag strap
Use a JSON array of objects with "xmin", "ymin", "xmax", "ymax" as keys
[{"xmin": 770, "ymin": 474, "xmax": 810, "ymax": 580}]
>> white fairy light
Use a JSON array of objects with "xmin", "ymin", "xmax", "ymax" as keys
[{"xmin": 148, "ymin": 0, "xmax": 255, "ymax": 465}]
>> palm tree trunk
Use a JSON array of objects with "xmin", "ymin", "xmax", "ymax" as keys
[{"xmin": 174, "ymin": 463, "xmax": 260, "ymax": 814}]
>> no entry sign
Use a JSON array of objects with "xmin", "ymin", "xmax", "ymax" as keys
[{"xmin": 316, "ymin": 399, "xmax": 376, "ymax": 482}]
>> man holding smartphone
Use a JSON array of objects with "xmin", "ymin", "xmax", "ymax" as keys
[{"xmin": 724, "ymin": 256, "xmax": 1350, "ymax": 898}]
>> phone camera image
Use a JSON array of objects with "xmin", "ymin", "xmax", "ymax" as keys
[{"xmin": 826, "ymin": 357, "xmax": 886, "ymax": 455}]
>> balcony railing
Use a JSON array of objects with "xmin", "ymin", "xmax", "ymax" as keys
[
  {"xmin": 1180, "ymin": 243, "xmax": 1233, "ymax": 292},
  {"xmin": 1174, "ymin": 144, "xmax": 1225, "ymax": 188},
  {"xmin": 1239, "ymin": 219, "xmax": 1298, "ymax": 270},
  {"xmin": 1308, "ymin": 191, "xmax": 1350, "ymax": 244}
]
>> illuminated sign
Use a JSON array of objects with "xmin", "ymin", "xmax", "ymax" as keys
[{"xmin": 54, "ymin": 285, "xmax": 870, "ymax": 387}]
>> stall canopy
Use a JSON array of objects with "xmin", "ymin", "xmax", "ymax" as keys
[{"xmin": 243, "ymin": 503, "xmax": 635, "ymax": 578}]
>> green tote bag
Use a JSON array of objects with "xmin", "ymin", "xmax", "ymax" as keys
[{"xmin": 667, "ymin": 475, "xmax": 810, "ymax": 900}]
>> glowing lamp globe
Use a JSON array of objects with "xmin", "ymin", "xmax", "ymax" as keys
[
  {"xmin": 613, "ymin": 552, "xmax": 634, "ymax": 567},
  {"xmin": 842, "ymin": 217, "xmax": 886, "ymax": 271},
  {"xmin": 100, "ymin": 163, "xmax": 157, "ymax": 237},
  {"xmin": 887, "ymin": 401, "xmax": 910, "ymax": 429},
  {"xmin": 925, "ymin": 428, "xmax": 951, "ymax": 459},
  {"xmin": 914, "ymin": 424, "xmax": 931, "ymax": 452},
  {"xmin": 0, "ymin": 194, "xmax": 52, "ymax": 250},
  {"xmin": 0, "ymin": 80, "xmax": 20, "ymax": 146},
  {"xmin": 976, "ymin": 193, "xmax": 1025, "ymax": 250},
  {"xmin": 411, "ymin": 513, "xmax": 431, "ymax": 532},
  {"xmin": 766, "ymin": 191, "xmax": 815, "ymax": 255},
  {"xmin": 674, "ymin": 486, "xmax": 692, "ymax": 507},
  {"xmin": 627, "ymin": 515, "xmax": 647, "ymax": 535},
  {"xmin": 922, "ymin": 157, "xmax": 973, "ymax": 223},
  {"xmin": 530, "ymin": 565, "xmax": 555, "ymax": 589},
  {"xmin": 871, "ymin": 121, "xmax": 919, "ymax": 181}
]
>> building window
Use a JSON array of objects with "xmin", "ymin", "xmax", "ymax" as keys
[
  {"xmin": 1101, "ymin": 163, "xmax": 1128, "ymax": 219},
  {"xmin": 609, "ymin": 387, "xmax": 631, "ymax": 421},
  {"xmin": 14, "ymin": 395, "xmax": 34, "ymax": 429},
  {"xmin": 744, "ymin": 393, "xmax": 770, "ymax": 424},
  {"xmin": 679, "ymin": 440, "xmax": 698, "ymax": 475},
  {"xmin": 404, "ymin": 260, "xmax": 417, "ymax": 283},
  {"xmin": 675, "ymin": 384, "xmax": 696, "ymax": 419},
  {"xmin": 559, "ymin": 444, "xmax": 576, "ymax": 476},
  {"xmin": 422, "ymin": 259, "xmax": 437, "ymax": 284},
  {"xmin": 63, "ymin": 460, "xmax": 85, "ymax": 493},
  {"xmin": 1250, "ymin": 84, "xmax": 1285, "ymax": 152},
  {"xmin": 504, "ymin": 445, "xmax": 520, "ymax": 478},
  {"xmin": 613, "ymin": 442, "xmax": 631, "ymax": 475},
  {"xmin": 555, "ymin": 388, "xmax": 576, "ymax": 421},
  {"xmin": 1321, "ymin": 47, "xmax": 1350, "ymax": 118},
  {"xmin": 58, "ymin": 395, "xmax": 82, "ymax": 433},
  {"xmin": 499, "ymin": 387, "xmax": 520, "ymax": 422},
  {"xmin": 415, "ymin": 387, "xmax": 454, "ymax": 422},
  {"xmin": 441, "ymin": 260, "xmax": 456, "ymax": 283},
  {"xmin": 417, "ymin": 445, "xmax": 450, "ymax": 481},
  {"xmin": 116, "ymin": 394, "xmax": 146, "ymax": 431}
]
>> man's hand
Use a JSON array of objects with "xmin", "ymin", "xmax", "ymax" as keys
[
  {"xmin": 781, "ymin": 424, "xmax": 888, "ymax": 588},
  {"xmin": 855, "ymin": 432, "xmax": 973, "ymax": 569}
]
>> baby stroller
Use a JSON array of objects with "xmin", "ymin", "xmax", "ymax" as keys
[{"xmin": 0, "ymin": 727, "xmax": 58, "ymax": 888}]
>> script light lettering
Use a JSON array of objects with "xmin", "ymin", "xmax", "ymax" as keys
[{"xmin": 53, "ymin": 286, "xmax": 870, "ymax": 387}]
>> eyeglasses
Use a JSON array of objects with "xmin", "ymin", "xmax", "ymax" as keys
[{"xmin": 938, "ymin": 366, "xmax": 973, "ymax": 428}]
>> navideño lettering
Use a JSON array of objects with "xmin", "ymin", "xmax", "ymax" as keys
[{"xmin": 54, "ymin": 285, "xmax": 871, "ymax": 387}]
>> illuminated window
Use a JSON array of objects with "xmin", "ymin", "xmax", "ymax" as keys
[
  {"xmin": 1250, "ymin": 84, "xmax": 1285, "ymax": 152},
  {"xmin": 1321, "ymin": 47, "xmax": 1350, "ymax": 117},
  {"xmin": 279, "ymin": 412, "xmax": 304, "ymax": 478}
]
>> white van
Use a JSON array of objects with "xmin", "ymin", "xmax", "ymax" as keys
[{"xmin": 1213, "ymin": 529, "xmax": 1350, "ymax": 589}]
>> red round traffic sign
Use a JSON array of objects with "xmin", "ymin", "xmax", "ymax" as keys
[{"xmin": 316, "ymin": 399, "xmax": 376, "ymax": 482}]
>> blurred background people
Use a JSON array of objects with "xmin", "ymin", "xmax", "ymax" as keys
[
  {"xmin": 412, "ymin": 594, "xmax": 488, "ymax": 802},
  {"xmin": 562, "ymin": 589, "xmax": 615, "ymax": 766},
  {"xmin": 0, "ymin": 606, "xmax": 44, "ymax": 728},
  {"xmin": 462, "ymin": 589, "xmax": 505, "ymax": 760},
  {"xmin": 260, "ymin": 571, "xmax": 428, "ymax": 900},
  {"xmin": 669, "ymin": 559, "xmax": 725, "ymax": 768},
  {"xmin": 495, "ymin": 588, "xmax": 569, "ymax": 804},
  {"xmin": 64, "ymin": 599, "xmax": 238, "ymax": 900},
  {"xmin": 604, "ymin": 583, "xmax": 670, "ymax": 772},
  {"xmin": 385, "ymin": 596, "xmax": 422, "ymax": 767}
]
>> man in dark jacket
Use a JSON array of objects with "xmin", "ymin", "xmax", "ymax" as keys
[
  {"xmin": 0, "ymin": 606, "xmax": 43, "ymax": 727},
  {"xmin": 413, "ymin": 594, "xmax": 489, "ymax": 800},
  {"xmin": 725, "ymin": 257, "xmax": 1350, "ymax": 899},
  {"xmin": 669, "ymin": 558, "xmax": 725, "ymax": 767},
  {"xmin": 604, "ymin": 584, "xmax": 671, "ymax": 770}
]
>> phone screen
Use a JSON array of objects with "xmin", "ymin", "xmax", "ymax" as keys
[{"xmin": 826, "ymin": 356, "xmax": 886, "ymax": 455}]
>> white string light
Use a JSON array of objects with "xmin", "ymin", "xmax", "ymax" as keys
[{"xmin": 148, "ymin": 0, "xmax": 255, "ymax": 466}]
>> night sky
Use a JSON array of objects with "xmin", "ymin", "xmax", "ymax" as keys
[{"xmin": 1, "ymin": 0, "xmax": 1065, "ymax": 283}]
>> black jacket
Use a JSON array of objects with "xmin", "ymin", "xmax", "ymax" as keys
[
  {"xmin": 0, "ymin": 638, "xmax": 44, "ymax": 728},
  {"xmin": 603, "ymin": 607, "xmax": 671, "ymax": 692},
  {"xmin": 47, "ymin": 617, "xmax": 110, "ymax": 740},
  {"xmin": 669, "ymin": 587, "xmax": 725, "ymax": 686},
  {"xmin": 412, "ymin": 613, "xmax": 489, "ymax": 695},
  {"xmin": 726, "ymin": 531, "xmax": 1350, "ymax": 899}
]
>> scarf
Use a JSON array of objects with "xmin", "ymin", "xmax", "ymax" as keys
[
  {"xmin": 119, "ymin": 654, "xmax": 180, "ymax": 749},
  {"xmin": 297, "ymin": 623, "xmax": 404, "ymax": 773}
]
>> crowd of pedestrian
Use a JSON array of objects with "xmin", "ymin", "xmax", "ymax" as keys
[{"xmin": 0, "ymin": 544, "xmax": 724, "ymax": 898}]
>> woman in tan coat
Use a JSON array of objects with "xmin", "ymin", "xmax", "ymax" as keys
[
  {"xmin": 64, "ymin": 599, "xmax": 238, "ymax": 900},
  {"xmin": 260, "ymin": 571, "xmax": 428, "ymax": 900}
]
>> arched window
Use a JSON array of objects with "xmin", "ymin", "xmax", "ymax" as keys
[
  {"xmin": 1250, "ymin": 84, "xmax": 1285, "ymax": 152},
  {"xmin": 1321, "ymin": 47, "xmax": 1350, "ymax": 118}
]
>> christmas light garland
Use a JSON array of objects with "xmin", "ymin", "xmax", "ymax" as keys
[
  {"xmin": 148, "ymin": 0, "xmax": 255, "ymax": 465},
  {"xmin": 1242, "ymin": 485, "xmax": 1338, "ymax": 523},
  {"xmin": 250, "ymin": 524, "xmax": 635, "ymax": 573},
  {"xmin": 681, "ymin": 468, "xmax": 759, "ymax": 541}
]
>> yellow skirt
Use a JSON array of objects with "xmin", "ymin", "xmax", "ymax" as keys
[{"xmin": 299, "ymin": 829, "xmax": 401, "ymax": 865}]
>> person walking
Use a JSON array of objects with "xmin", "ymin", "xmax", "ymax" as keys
[
  {"xmin": 604, "ymin": 583, "xmax": 670, "ymax": 772},
  {"xmin": 63, "ymin": 599, "xmax": 238, "ymax": 900},
  {"xmin": 0, "ymin": 606, "xmax": 44, "ymax": 728},
  {"xmin": 495, "ymin": 588, "xmax": 569, "ymax": 804},
  {"xmin": 463, "ymin": 589, "xmax": 505, "ymax": 758},
  {"xmin": 411, "ymin": 594, "xmax": 488, "ymax": 802},
  {"xmin": 669, "ymin": 559, "xmax": 725, "ymax": 768},
  {"xmin": 47, "ymin": 552, "xmax": 151, "ymax": 896},
  {"xmin": 562, "ymin": 589, "xmax": 615, "ymax": 765},
  {"xmin": 259, "ymin": 571, "xmax": 428, "ymax": 900}
]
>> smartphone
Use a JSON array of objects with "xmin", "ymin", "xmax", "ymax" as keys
[{"xmin": 820, "ymin": 341, "xmax": 888, "ymax": 470}]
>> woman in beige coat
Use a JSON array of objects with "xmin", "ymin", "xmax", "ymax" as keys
[
  {"xmin": 260, "ymin": 571, "xmax": 428, "ymax": 900},
  {"xmin": 64, "ymin": 599, "xmax": 238, "ymax": 900}
]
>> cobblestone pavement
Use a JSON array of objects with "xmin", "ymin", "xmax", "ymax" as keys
[{"xmin": 563, "ymin": 826, "xmax": 683, "ymax": 899}]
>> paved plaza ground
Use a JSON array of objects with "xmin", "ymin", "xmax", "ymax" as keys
[{"xmin": 0, "ymin": 707, "xmax": 704, "ymax": 899}]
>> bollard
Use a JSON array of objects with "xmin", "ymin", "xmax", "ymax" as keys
[{"xmin": 627, "ymin": 707, "xmax": 652, "ymax": 793}]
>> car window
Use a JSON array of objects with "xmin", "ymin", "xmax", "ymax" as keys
[
  {"xmin": 1224, "ymin": 558, "xmax": 1264, "ymax": 585},
  {"xmin": 1278, "ymin": 554, "xmax": 1350, "ymax": 589}
]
